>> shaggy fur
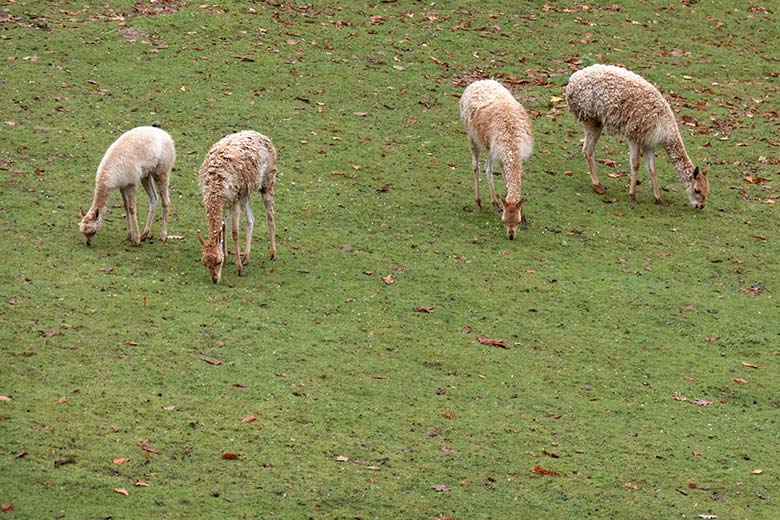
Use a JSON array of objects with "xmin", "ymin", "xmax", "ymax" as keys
[
  {"xmin": 459, "ymin": 79, "xmax": 534, "ymax": 239},
  {"xmin": 197, "ymin": 130, "xmax": 277, "ymax": 284},
  {"xmin": 565, "ymin": 64, "xmax": 709, "ymax": 208},
  {"xmin": 79, "ymin": 126, "xmax": 175, "ymax": 246}
]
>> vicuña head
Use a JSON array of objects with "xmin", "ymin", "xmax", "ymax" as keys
[
  {"xmin": 500, "ymin": 196, "xmax": 525, "ymax": 240},
  {"xmin": 196, "ymin": 224, "xmax": 226, "ymax": 284},
  {"xmin": 686, "ymin": 166, "xmax": 710, "ymax": 209},
  {"xmin": 79, "ymin": 207, "xmax": 101, "ymax": 246}
]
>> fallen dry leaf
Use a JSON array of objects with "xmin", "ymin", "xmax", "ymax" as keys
[
  {"xmin": 335, "ymin": 455, "xmax": 349, "ymax": 462},
  {"xmin": 476, "ymin": 335, "xmax": 510, "ymax": 349},
  {"xmin": 112, "ymin": 458, "xmax": 130, "ymax": 465},
  {"xmin": 1, "ymin": 504, "xmax": 14, "ymax": 512},
  {"xmin": 139, "ymin": 441, "xmax": 159, "ymax": 454},
  {"xmin": 0, "ymin": 396, "xmax": 11, "ymax": 402},
  {"xmin": 221, "ymin": 452, "xmax": 239, "ymax": 459},
  {"xmin": 241, "ymin": 415, "xmax": 257, "ymax": 424},
  {"xmin": 413, "ymin": 306, "xmax": 434, "ymax": 313},
  {"xmin": 123, "ymin": 340, "xmax": 138, "ymax": 346},
  {"xmin": 113, "ymin": 488, "xmax": 129, "ymax": 496},
  {"xmin": 13, "ymin": 450, "xmax": 26, "ymax": 459},
  {"xmin": 752, "ymin": 469, "xmax": 764, "ymax": 475},
  {"xmin": 197, "ymin": 354, "xmax": 222, "ymax": 365},
  {"xmin": 532, "ymin": 465, "xmax": 560, "ymax": 476},
  {"xmin": 543, "ymin": 449, "xmax": 560, "ymax": 458},
  {"xmin": 382, "ymin": 274, "xmax": 395, "ymax": 285},
  {"xmin": 731, "ymin": 377, "xmax": 749, "ymax": 384},
  {"xmin": 134, "ymin": 481, "xmax": 149, "ymax": 487},
  {"xmin": 432, "ymin": 484, "xmax": 449, "ymax": 492},
  {"xmin": 742, "ymin": 361, "xmax": 759, "ymax": 369}
]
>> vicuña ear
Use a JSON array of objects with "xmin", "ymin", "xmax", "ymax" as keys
[
  {"xmin": 692, "ymin": 167, "xmax": 700, "ymax": 179},
  {"xmin": 79, "ymin": 207, "xmax": 87, "ymax": 218},
  {"xmin": 196, "ymin": 229, "xmax": 206, "ymax": 246},
  {"xmin": 500, "ymin": 194, "xmax": 507, "ymax": 205},
  {"xmin": 701, "ymin": 166, "xmax": 710, "ymax": 176},
  {"xmin": 93, "ymin": 209, "xmax": 100, "ymax": 220}
]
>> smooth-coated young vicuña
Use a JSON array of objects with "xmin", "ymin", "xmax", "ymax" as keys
[
  {"xmin": 459, "ymin": 79, "xmax": 534, "ymax": 239},
  {"xmin": 565, "ymin": 64, "xmax": 710, "ymax": 208},
  {"xmin": 197, "ymin": 130, "xmax": 277, "ymax": 284},
  {"xmin": 79, "ymin": 126, "xmax": 175, "ymax": 246}
]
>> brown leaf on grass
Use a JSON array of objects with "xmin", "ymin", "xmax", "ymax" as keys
[
  {"xmin": 197, "ymin": 354, "xmax": 222, "ymax": 365},
  {"xmin": 413, "ymin": 306, "xmax": 434, "ymax": 313},
  {"xmin": 752, "ymin": 469, "xmax": 764, "ymax": 475},
  {"xmin": 221, "ymin": 452, "xmax": 239, "ymax": 459},
  {"xmin": 744, "ymin": 176, "xmax": 769, "ymax": 184},
  {"xmin": 134, "ymin": 481, "xmax": 149, "ymax": 487},
  {"xmin": 432, "ymin": 484, "xmax": 449, "ymax": 492},
  {"xmin": 442, "ymin": 412, "xmax": 456, "ymax": 420},
  {"xmin": 543, "ymin": 449, "xmax": 560, "ymax": 458},
  {"xmin": 112, "ymin": 458, "xmax": 130, "ymax": 465},
  {"xmin": 53, "ymin": 457, "xmax": 75, "ymax": 467},
  {"xmin": 241, "ymin": 415, "xmax": 257, "ymax": 424},
  {"xmin": 731, "ymin": 377, "xmax": 749, "ymax": 384},
  {"xmin": 462, "ymin": 325, "xmax": 472, "ymax": 334},
  {"xmin": 742, "ymin": 361, "xmax": 760, "ymax": 369},
  {"xmin": 382, "ymin": 274, "xmax": 395, "ymax": 285},
  {"xmin": 123, "ymin": 340, "xmax": 138, "ymax": 346},
  {"xmin": 139, "ymin": 441, "xmax": 160, "ymax": 454},
  {"xmin": 377, "ymin": 183, "xmax": 391, "ymax": 192},
  {"xmin": 476, "ymin": 335, "xmax": 510, "ymax": 349},
  {"xmin": 13, "ymin": 449, "xmax": 26, "ymax": 459},
  {"xmin": 0, "ymin": 396, "xmax": 11, "ymax": 402},
  {"xmin": 335, "ymin": 455, "xmax": 349, "ymax": 462},
  {"xmin": 425, "ymin": 426, "xmax": 440, "ymax": 437},
  {"xmin": 39, "ymin": 329, "xmax": 59, "ymax": 337},
  {"xmin": 532, "ymin": 465, "xmax": 559, "ymax": 476},
  {"xmin": 113, "ymin": 488, "xmax": 129, "ymax": 496},
  {"xmin": 1, "ymin": 504, "xmax": 14, "ymax": 512},
  {"xmin": 56, "ymin": 396, "xmax": 69, "ymax": 404}
]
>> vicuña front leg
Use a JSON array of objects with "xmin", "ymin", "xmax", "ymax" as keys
[
  {"xmin": 263, "ymin": 186, "xmax": 276, "ymax": 260},
  {"xmin": 231, "ymin": 204, "xmax": 243, "ymax": 276}
]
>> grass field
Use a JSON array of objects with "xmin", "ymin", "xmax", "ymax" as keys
[{"xmin": 1, "ymin": 1, "xmax": 779, "ymax": 518}]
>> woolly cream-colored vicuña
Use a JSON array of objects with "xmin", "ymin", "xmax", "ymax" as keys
[
  {"xmin": 79, "ymin": 126, "xmax": 175, "ymax": 246},
  {"xmin": 565, "ymin": 64, "xmax": 709, "ymax": 208},
  {"xmin": 196, "ymin": 131, "xmax": 277, "ymax": 284},
  {"xmin": 459, "ymin": 79, "xmax": 534, "ymax": 240}
]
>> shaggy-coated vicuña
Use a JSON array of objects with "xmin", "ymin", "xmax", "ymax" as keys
[
  {"xmin": 565, "ymin": 64, "xmax": 709, "ymax": 208},
  {"xmin": 460, "ymin": 79, "xmax": 534, "ymax": 239},
  {"xmin": 197, "ymin": 131, "xmax": 277, "ymax": 284},
  {"xmin": 79, "ymin": 126, "xmax": 175, "ymax": 246}
]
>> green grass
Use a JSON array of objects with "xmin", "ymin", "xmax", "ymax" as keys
[{"xmin": 1, "ymin": 1, "xmax": 779, "ymax": 518}]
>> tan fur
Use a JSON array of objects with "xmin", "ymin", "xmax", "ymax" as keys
[
  {"xmin": 79, "ymin": 126, "xmax": 175, "ymax": 245},
  {"xmin": 565, "ymin": 64, "xmax": 709, "ymax": 208},
  {"xmin": 459, "ymin": 79, "xmax": 534, "ymax": 239},
  {"xmin": 198, "ymin": 130, "xmax": 277, "ymax": 284}
]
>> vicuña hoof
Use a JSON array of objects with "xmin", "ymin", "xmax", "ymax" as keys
[{"xmin": 593, "ymin": 184, "xmax": 607, "ymax": 195}]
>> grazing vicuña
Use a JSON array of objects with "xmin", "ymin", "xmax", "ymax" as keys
[
  {"xmin": 197, "ymin": 131, "xmax": 277, "ymax": 284},
  {"xmin": 565, "ymin": 64, "xmax": 709, "ymax": 208},
  {"xmin": 460, "ymin": 79, "xmax": 534, "ymax": 239},
  {"xmin": 79, "ymin": 126, "xmax": 175, "ymax": 246}
]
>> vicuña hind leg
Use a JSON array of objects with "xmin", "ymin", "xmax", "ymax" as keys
[
  {"xmin": 140, "ymin": 175, "xmax": 157, "ymax": 241},
  {"xmin": 582, "ymin": 121, "xmax": 606, "ymax": 194},
  {"xmin": 240, "ymin": 198, "xmax": 253, "ymax": 266}
]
